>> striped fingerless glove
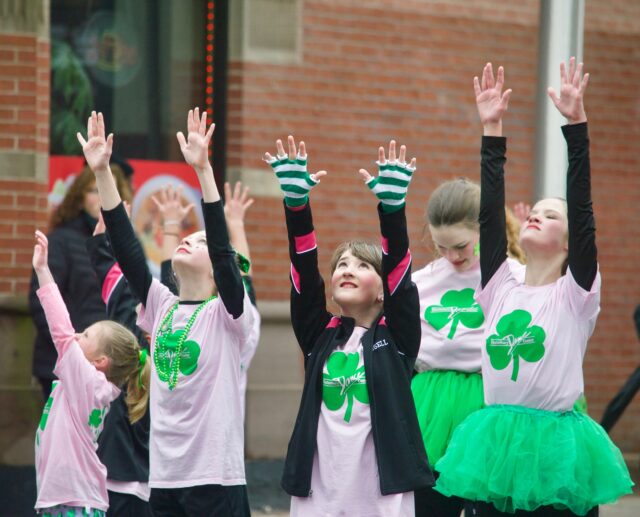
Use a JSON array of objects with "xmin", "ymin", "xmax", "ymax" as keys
[
  {"xmin": 366, "ymin": 159, "xmax": 415, "ymax": 212},
  {"xmin": 266, "ymin": 153, "xmax": 318, "ymax": 207}
]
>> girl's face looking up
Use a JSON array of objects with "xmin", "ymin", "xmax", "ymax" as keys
[
  {"xmin": 172, "ymin": 230, "xmax": 211, "ymax": 274},
  {"xmin": 429, "ymin": 223, "xmax": 479, "ymax": 273},
  {"xmin": 331, "ymin": 250, "xmax": 383, "ymax": 312},
  {"xmin": 519, "ymin": 198, "xmax": 568, "ymax": 256}
]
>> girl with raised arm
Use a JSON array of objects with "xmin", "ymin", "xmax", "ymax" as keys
[
  {"xmin": 78, "ymin": 109, "xmax": 255, "ymax": 517},
  {"xmin": 411, "ymin": 178, "xmax": 525, "ymax": 517},
  {"xmin": 434, "ymin": 60, "xmax": 633, "ymax": 516},
  {"xmin": 32, "ymin": 230, "xmax": 148, "ymax": 517},
  {"xmin": 265, "ymin": 137, "xmax": 432, "ymax": 516}
]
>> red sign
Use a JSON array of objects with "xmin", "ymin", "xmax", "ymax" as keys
[{"xmin": 49, "ymin": 156, "xmax": 203, "ymax": 275}]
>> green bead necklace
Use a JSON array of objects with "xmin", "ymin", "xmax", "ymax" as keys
[{"xmin": 154, "ymin": 295, "xmax": 217, "ymax": 391}]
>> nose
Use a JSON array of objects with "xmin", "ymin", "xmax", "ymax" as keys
[
  {"xmin": 444, "ymin": 249, "xmax": 461, "ymax": 261},
  {"xmin": 528, "ymin": 213, "xmax": 541, "ymax": 224}
]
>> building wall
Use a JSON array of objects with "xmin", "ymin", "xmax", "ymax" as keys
[
  {"xmin": 232, "ymin": 0, "xmax": 640, "ymax": 458},
  {"xmin": 0, "ymin": 0, "xmax": 638, "ymax": 464},
  {"xmin": 0, "ymin": 0, "xmax": 51, "ymax": 465}
]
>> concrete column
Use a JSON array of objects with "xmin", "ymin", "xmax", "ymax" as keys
[{"xmin": 534, "ymin": 0, "xmax": 584, "ymax": 199}]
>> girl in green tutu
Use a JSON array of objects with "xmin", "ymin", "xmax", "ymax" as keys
[
  {"xmin": 434, "ymin": 59, "xmax": 633, "ymax": 515},
  {"xmin": 412, "ymin": 181, "xmax": 525, "ymax": 517}
]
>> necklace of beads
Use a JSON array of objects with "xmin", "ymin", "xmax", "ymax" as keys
[{"xmin": 154, "ymin": 295, "xmax": 217, "ymax": 391}]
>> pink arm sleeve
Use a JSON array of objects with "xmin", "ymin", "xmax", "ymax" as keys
[{"xmin": 36, "ymin": 282, "xmax": 79, "ymax": 357}]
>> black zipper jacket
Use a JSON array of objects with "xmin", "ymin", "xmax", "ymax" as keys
[{"xmin": 281, "ymin": 201, "xmax": 434, "ymax": 497}]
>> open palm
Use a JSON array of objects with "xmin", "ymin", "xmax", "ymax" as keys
[
  {"xmin": 77, "ymin": 111, "xmax": 112, "ymax": 172},
  {"xmin": 474, "ymin": 63, "xmax": 512, "ymax": 126},
  {"xmin": 547, "ymin": 57, "xmax": 589, "ymax": 124},
  {"xmin": 176, "ymin": 107, "xmax": 215, "ymax": 170}
]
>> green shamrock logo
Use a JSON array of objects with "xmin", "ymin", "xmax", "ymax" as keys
[
  {"xmin": 486, "ymin": 309, "xmax": 546, "ymax": 381},
  {"xmin": 38, "ymin": 381, "xmax": 58, "ymax": 432},
  {"xmin": 155, "ymin": 330, "xmax": 201, "ymax": 383},
  {"xmin": 322, "ymin": 352, "xmax": 369, "ymax": 423},
  {"xmin": 88, "ymin": 408, "xmax": 106, "ymax": 429},
  {"xmin": 425, "ymin": 288, "xmax": 484, "ymax": 339}
]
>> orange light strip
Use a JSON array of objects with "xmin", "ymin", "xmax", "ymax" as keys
[{"xmin": 206, "ymin": 1, "xmax": 215, "ymax": 156}]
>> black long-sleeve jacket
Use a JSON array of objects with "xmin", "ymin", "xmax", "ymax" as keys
[{"xmin": 281, "ymin": 201, "xmax": 433, "ymax": 497}]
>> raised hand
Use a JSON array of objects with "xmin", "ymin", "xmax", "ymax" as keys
[
  {"xmin": 32, "ymin": 230, "xmax": 49, "ymax": 272},
  {"xmin": 77, "ymin": 111, "xmax": 113, "ymax": 174},
  {"xmin": 513, "ymin": 202, "xmax": 531, "ymax": 225},
  {"xmin": 547, "ymin": 57, "xmax": 589, "ymax": 124},
  {"xmin": 474, "ymin": 63, "xmax": 512, "ymax": 135},
  {"xmin": 151, "ymin": 184, "xmax": 195, "ymax": 230},
  {"xmin": 176, "ymin": 107, "xmax": 215, "ymax": 171},
  {"xmin": 359, "ymin": 140, "xmax": 415, "ymax": 213},
  {"xmin": 264, "ymin": 135, "xmax": 327, "ymax": 207},
  {"xmin": 224, "ymin": 182, "xmax": 254, "ymax": 225}
]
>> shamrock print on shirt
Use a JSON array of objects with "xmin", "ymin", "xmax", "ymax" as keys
[
  {"xmin": 154, "ymin": 329, "xmax": 201, "ymax": 384},
  {"xmin": 486, "ymin": 309, "xmax": 546, "ymax": 381},
  {"xmin": 88, "ymin": 407, "xmax": 107, "ymax": 442},
  {"xmin": 36, "ymin": 381, "xmax": 58, "ymax": 446},
  {"xmin": 425, "ymin": 288, "xmax": 484, "ymax": 339},
  {"xmin": 322, "ymin": 351, "xmax": 369, "ymax": 423}
]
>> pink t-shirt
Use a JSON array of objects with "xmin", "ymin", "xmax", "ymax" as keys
[
  {"xmin": 476, "ymin": 261, "xmax": 601, "ymax": 411},
  {"xmin": 35, "ymin": 283, "xmax": 120, "ymax": 512},
  {"xmin": 239, "ymin": 303, "xmax": 261, "ymax": 421},
  {"xmin": 413, "ymin": 258, "xmax": 525, "ymax": 373},
  {"xmin": 290, "ymin": 327, "xmax": 414, "ymax": 517},
  {"xmin": 137, "ymin": 279, "xmax": 255, "ymax": 488}
]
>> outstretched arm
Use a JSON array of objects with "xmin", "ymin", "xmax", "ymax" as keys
[
  {"xmin": 359, "ymin": 140, "xmax": 420, "ymax": 357},
  {"xmin": 475, "ymin": 63, "xmax": 511, "ymax": 288},
  {"xmin": 265, "ymin": 136, "xmax": 331, "ymax": 355},
  {"xmin": 151, "ymin": 184, "xmax": 195, "ymax": 264},
  {"xmin": 78, "ymin": 112, "xmax": 153, "ymax": 305},
  {"xmin": 224, "ymin": 181, "xmax": 254, "ymax": 274},
  {"xmin": 177, "ymin": 108, "xmax": 244, "ymax": 317},
  {"xmin": 32, "ymin": 231, "xmax": 76, "ymax": 356},
  {"xmin": 549, "ymin": 57, "xmax": 596, "ymax": 291}
]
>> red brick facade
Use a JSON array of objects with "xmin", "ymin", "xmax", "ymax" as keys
[
  {"xmin": 0, "ymin": 31, "xmax": 50, "ymax": 295},
  {"xmin": 228, "ymin": 1, "xmax": 640, "ymax": 454}
]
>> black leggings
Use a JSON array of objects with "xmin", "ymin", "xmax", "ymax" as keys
[{"xmin": 149, "ymin": 484, "xmax": 250, "ymax": 517}]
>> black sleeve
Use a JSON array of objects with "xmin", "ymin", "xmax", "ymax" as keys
[
  {"xmin": 634, "ymin": 305, "xmax": 640, "ymax": 340},
  {"xmin": 379, "ymin": 204, "xmax": 421, "ymax": 358},
  {"xmin": 203, "ymin": 200, "xmax": 245, "ymax": 319},
  {"xmin": 86, "ymin": 234, "xmax": 147, "ymax": 346},
  {"xmin": 101, "ymin": 203, "xmax": 153, "ymax": 306},
  {"xmin": 243, "ymin": 275, "xmax": 257, "ymax": 307},
  {"xmin": 563, "ymin": 123, "xmax": 597, "ymax": 291},
  {"xmin": 479, "ymin": 136, "xmax": 508, "ymax": 288},
  {"xmin": 160, "ymin": 259, "xmax": 179, "ymax": 296},
  {"xmin": 599, "ymin": 367, "xmax": 640, "ymax": 433},
  {"xmin": 285, "ymin": 201, "xmax": 333, "ymax": 355}
]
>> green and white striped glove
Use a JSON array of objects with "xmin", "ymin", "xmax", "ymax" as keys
[
  {"xmin": 266, "ymin": 153, "xmax": 319, "ymax": 207},
  {"xmin": 366, "ymin": 158, "xmax": 415, "ymax": 212}
]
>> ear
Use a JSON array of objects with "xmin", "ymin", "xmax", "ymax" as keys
[{"xmin": 92, "ymin": 354, "xmax": 110, "ymax": 373}]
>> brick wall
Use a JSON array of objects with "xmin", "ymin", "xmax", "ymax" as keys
[
  {"xmin": 230, "ymin": 0, "xmax": 640, "ymax": 455},
  {"xmin": 582, "ymin": 0, "xmax": 640, "ymax": 453},
  {"xmin": 0, "ymin": 31, "xmax": 50, "ymax": 296}
]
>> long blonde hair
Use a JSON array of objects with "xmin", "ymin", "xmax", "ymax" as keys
[{"xmin": 97, "ymin": 321, "xmax": 150, "ymax": 424}]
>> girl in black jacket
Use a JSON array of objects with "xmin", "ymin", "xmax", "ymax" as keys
[{"xmin": 265, "ymin": 136, "xmax": 432, "ymax": 516}]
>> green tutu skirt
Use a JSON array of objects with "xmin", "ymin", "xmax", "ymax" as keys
[
  {"xmin": 411, "ymin": 369, "xmax": 484, "ymax": 467},
  {"xmin": 434, "ymin": 405, "xmax": 634, "ymax": 515}
]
